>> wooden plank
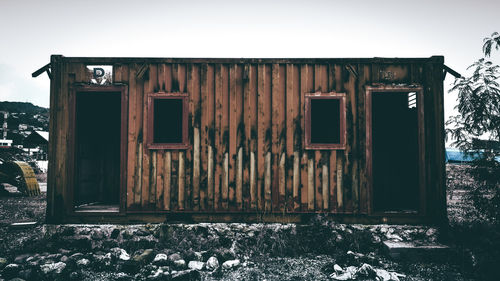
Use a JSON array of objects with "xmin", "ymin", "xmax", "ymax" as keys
[
  {"xmin": 327, "ymin": 64, "xmax": 337, "ymax": 212},
  {"xmin": 200, "ymin": 64, "xmax": 208, "ymax": 210},
  {"xmin": 206, "ymin": 65, "xmax": 215, "ymax": 210},
  {"xmin": 236, "ymin": 147, "xmax": 243, "ymax": 209},
  {"xmin": 188, "ymin": 64, "xmax": 201, "ymax": 210},
  {"xmin": 329, "ymin": 150, "xmax": 337, "ymax": 212},
  {"xmin": 302, "ymin": 64, "xmax": 315, "ymax": 211},
  {"xmin": 314, "ymin": 64, "xmax": 328, "ymax": 210},
  {"xmin": 246, "ymin": 64, "xmax": 258, "ymax": 210},
  {"xmin": 148, "ymin": 64, "xmax": 158, "ymax": 208},
  {"xmin": 344, "ymin": 64, "xmax": 358, "ymax": 213},
  {"xmin": 307, "ymin": 153, "xmax": 315, "ymax": 211},
  {"xmin": 285, "ymin": 64, "xmax": 294, "ymax": 211},
  {"xmin": 214, "ymin": 64, "xmax": 223, "ymax": 210},
  {"xmin": 124, "ymin": 64, "xmax": 137, "ymax": 209},
  {"xmin": 322, "ymin": 153, "xmax": 329, "ymax": 210},
  {"xmin": 358, "ymin": 64, "xmax": 370, "ymax": 214},
  {"xmin": 334, "ymin": 64, "xmax": 344, "ymax": 211},
  {"xmin": 179, "ymin": 64, "xmax": 190, "ymax": 209},
  {"xmin": 140, "ymin": 64, "xmax": 154, "ymax": 209},
  {"xmin": 228, "ymin": 64, "xmax": 240, "ymax": 209},
  {"xmin": 299, "ymin": 64, "xmax": 309, "ymax": 211},
  {"xmin": 221, "ymin": 65, "xmax": 230, "ymax": 210},
  {"xmin": 134, "ymin": 65, "xmax": 145, "ymax": 207},
  {"xmin": 257, "ymin": 64, "xmax": 272, "ymax": 211},
  {"xmin": 257, "ymin": 64, "xmax": 265, "ymax": 210},
  {"xmin": 289, "ymin": 65, "xmax": 301, "ymax": 212},
  {"xmin": 193, "ymin": 126, "xmax": 200, "ymax": 210},
  {"xmin": 164, "ymin": 151, "xmax": 171, "ymax": 210},
  {"xmin": 264, "ymin": 151, "xmax": 272, "ymax": 212},
  {"xmin": 315, "ymin": 151, "xmax": 322, "ymax": 211},
  {"xmin": 178, "ymin": 151, "xmax": 185, "ymax": 210},
  {"xmin": 293, "ymin": 151, "xmax": 300, "ymax": 211},
  {"xmin": 234, "ymin": 64, "xmax": 244, "ymax": 209},
  {"xmin": 274, "ymin": 64, "xmax": 286, "ymax": 211},
  {"xmin": 156, "ymin": 64, "xmax": 166, "ymax": 210},
  {"xmin": 170, "ymin": 152, "xmax": 179, "ymax": 210}
]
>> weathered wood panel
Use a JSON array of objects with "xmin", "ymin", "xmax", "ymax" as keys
[{"xmin": 48, "ymin": 56, "xmax": 446, "ymax": 224}]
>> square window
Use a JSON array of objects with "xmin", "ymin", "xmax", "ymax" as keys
[
  {"xmin": 147, "ymin": 93, "xmax": 189, "ymax": 149},
  {"xmin": 305, "ymin": 92, "xmax": 346, "ymax": 150}
]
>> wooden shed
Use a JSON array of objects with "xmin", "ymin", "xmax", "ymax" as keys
[{"xmin": 40, "ymin": 55, "xmax": 449, "ymax": 224}]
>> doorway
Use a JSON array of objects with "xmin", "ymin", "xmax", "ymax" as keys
[
  {"xmin": 73, "ymin": 88, "xmax": 124, "ymax": 212},
  {"xmin": 367, "ymin": 88, "xmax": 423, "ymax": 213}
]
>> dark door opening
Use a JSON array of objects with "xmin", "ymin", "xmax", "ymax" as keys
[
  {"xmin": 372, "ymin": 91, "xmax": 419, "ymax": 212},
  {"xmin": 74, "ymin": 91, "xmax": 121, "ymax": 212}
]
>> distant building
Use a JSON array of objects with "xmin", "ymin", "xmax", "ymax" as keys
[
  {"xmin": 23, "ymin": 131, "xmax": 48, "ymax": 160},
  {"xmin": 0, "ymin": 139, "xmax": 13, "ymax": 147}
]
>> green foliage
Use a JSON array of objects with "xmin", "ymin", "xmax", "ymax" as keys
[
  {"xmin": 483, "ymin": 32, "xmax": 500, "ymax": 58},
  {"xmin": 447, "ymin": 32, "xmax": 500, "ymax": 224}
]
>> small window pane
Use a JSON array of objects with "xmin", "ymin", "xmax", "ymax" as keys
[
  {"xmin": 310, "ymin": 99, "xmax": 340, "ymax": 144},
  {"xmin": 153, "ymin": 99, "xmax": 183, "ymax": 143}
]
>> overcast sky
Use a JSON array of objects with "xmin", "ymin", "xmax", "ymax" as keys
[{"xmin": 0, "ymin": 0, "xmax": 499, "ymax": 123}]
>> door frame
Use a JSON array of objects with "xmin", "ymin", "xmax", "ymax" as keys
[
  {"xmin": 68, "ymin": 84, "xmax": 128, "ymax": 216},
  {"xmin": 365, "ymin": 85, "xmax": 426, "ymax": 216}
]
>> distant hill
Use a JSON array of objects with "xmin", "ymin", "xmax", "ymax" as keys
[
  {"xmin": 0, "ymin": 102, "xmax": 49, "ymax": 144},
  {"xmin": 0, "ymin": 102, "xmax": 49, "ymax": 117}
]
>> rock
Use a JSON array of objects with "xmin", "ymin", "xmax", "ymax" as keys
[
  {"xmin": 40, "ymin": 262, "xmax": 67, "ymax": 279},
  {"xmin": 187, "ymin": 261, "xmax": 204, "ymax": 270},
  {"xmin": 168, "ymin": 253, "xmax": 182, "ymax": 262},
  {"xmin": 222, "ymin": 259, "xmax": 240, "ymax": 270},
  {"xmin": 356, "ymin": 263, "xmax": 376, "ymax": 278},
  {"xmin": 59, "ymin": 249, "xmax": 71, "ymax": 255},
  {"xmin": 374, "ymin": 268, "xmax": 405, "ymax": 281},
  {"xmin": 92, "ymin": 253, "xmax": 112, "ymax": 270},
  {"xmin": 386, "ymin": 233, "xmax": 404, "ymax": 241},
  {"xmin": 171, "ymin": 269, "xmax": 201, "ymax": 281},
  {"xmin": 2, "ymin": 263, "xmax": 21, "ymax": 279},
  {"xmin": 91, "ymin": 229, "xmax": 105, "ymax": 240},
  {"xmin": 121, "ymin": 260, "xmax": 140, "ymax": 274},
  {"xmin": 193, "ymin": 252, "xmax": 203, "ymax": 262},
  {"xmin": 153, "ymin": 254, "xmax": 169, "ymax": 266},
  {"xmin": 133, "ymin": 249, "xmax": 155, "ymax": 264},
  {"xmin": 14, "ymin": 254, "xmax": 30, "ymax": 264},
  {"xmin": 205, "ymin": 256, "xmax": 219, "ymax": 271},
  {"xmin": 147, "ymin": 267, "xmax": 171, "ymax": 280},
  {"xmin": 333, "ymin": 264, "xmax": 343, "ymax": 274},
  {"xmin": 18, "ymin": 268, "xmax": 36, "ymax": 280},
  {"xmin": 115, "ymin": 272, "xmax": 133, "ymax": 281},
  {"xmin": 214, "ymin": 248, "xmax": 236, "ymax": 262},
  {"xmin": 173, "ymin": 259, "xmax": 186, "ymax": 270},
  {"xmin": 110, "ymin": 248, "xmax": 130, "ymax": 261},
  {"xmin": 60, "ymin": 255, "xmax": 69, "ymax": 263},
  {"xmin": 0, "ymin": 257, "xmax": 8, "ymax": 270},
  {"xmin": 110, "ymin": 228, "xmax": 121, "ymax": 239},
  {"xmin": 76, "ymin": 258, "xmax": 90, "ymax": 268},
  {"xmin": 69, "ymin": 271, "xmax": 80, "ymax": 280},
  {"xmin": 69, "ymin": 252, "xmax": 84, "ymax": 261}
]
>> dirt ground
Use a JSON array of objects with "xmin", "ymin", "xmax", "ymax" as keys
[{"xmin": 0, "ymin": 164, "xmax": 497, "ymax": 280}]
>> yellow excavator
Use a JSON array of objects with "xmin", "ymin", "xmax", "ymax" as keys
[{"xmin": 0, "ymin": 159, "xmax": 41, "ymax": 196}]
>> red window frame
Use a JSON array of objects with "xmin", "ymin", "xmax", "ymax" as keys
[
  {"xmin": 147, "ymin": 92, "xmax": 189, "ymax": 149},
  {"xmin": 304, "ymin": 92, "xmax": 346, "ymax": 150}
]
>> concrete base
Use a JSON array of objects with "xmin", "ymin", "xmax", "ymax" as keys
[{"xmin": 383, "ymin": 241, "xmax": 450, "ymax": 261}]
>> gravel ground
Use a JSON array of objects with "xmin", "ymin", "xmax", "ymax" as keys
[{"xmin": 0, "ymin": 165, "xmax": 495, "ymax": 280}]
